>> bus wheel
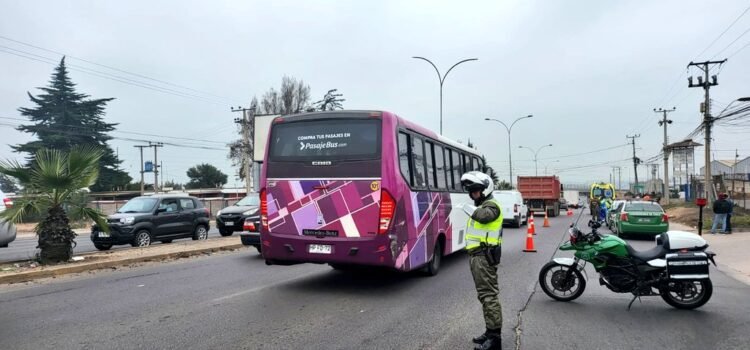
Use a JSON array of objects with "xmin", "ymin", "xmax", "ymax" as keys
[{"xmin": 424, "ymin": 241, "xmax": 443, "ymax": 277}]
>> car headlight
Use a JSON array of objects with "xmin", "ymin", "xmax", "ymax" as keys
[
  {"xmin": 120, "ymin": 217, "xmax": 135, "ymax": 225},
  {"xmin": 242, "ymin": 209, "xmax": 257, "ymax": 216},
  {"xmin": 216, "ymin": 210, "xmax": 222, "ymax": 216}
]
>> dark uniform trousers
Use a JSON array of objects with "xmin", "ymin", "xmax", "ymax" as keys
[{"xmin": 469, "ymin": 249, "xmax": 502, "ymax": 330}]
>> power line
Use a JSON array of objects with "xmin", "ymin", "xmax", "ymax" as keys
[
  {"xmin": 0, "ymin": 46, "xmax": 228, "ymax": 105},
  {"xmin": 0, "ymin": 116, "xmax": 227, "ymax": 145},
  {"xmin": 0, "ymin": 122, "xmax": 226, "ymax": 151},
  {"xmin": 0, "ymin": 35, "xmax": 233, "ymax": 101},
  {"xmin": 711, "ymin": 25, "xmax": 750, "ymax": 60},
  {"xmin": 693, "ymin": 3, "xmax": 750, "ymax": 59}
]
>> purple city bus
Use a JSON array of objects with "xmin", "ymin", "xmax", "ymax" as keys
[{"xmin": 259, "ymin": 110, "xmax": 484, "ymax": 275}]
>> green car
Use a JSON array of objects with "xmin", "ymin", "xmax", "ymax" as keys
[{"xmin": 612, "ymin": 201, "xmax": 669, "ymax": 237}]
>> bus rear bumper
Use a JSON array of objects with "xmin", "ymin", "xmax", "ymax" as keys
[{"xmin": 261, "ymin": 234, "xmax": 394, "ymax": 268}]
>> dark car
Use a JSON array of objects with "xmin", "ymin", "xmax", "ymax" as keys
[
  {"xmin": 216, "ymin": 194, "xmax": 259, "ymax": 234},
  {"xmin": 91, "ymin": 195, "xmax": 211, "ymax": 250}
]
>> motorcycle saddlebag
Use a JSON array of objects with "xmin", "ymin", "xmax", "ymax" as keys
[{"xmin": 666, "ymin": 252, "xmax": 710, "ymax": 280}]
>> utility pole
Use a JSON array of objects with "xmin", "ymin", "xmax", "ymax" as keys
[
  {"xmin": 134, "ymin": 145, "xmax": 149, "ymax": 195},
  {"xmin": 232, "ymin": 104, "xmax": 256, "ymax": 194},
  {"xmin": 149, "ymin": 142, "xmax": 163, "ymax": 193},
  {"xmin": 627, "ymin": 134, "xmax": 641, "ymax": 193},
  {"xmin": 733, "ymin": 149, "xmax": 739, "ymax": 197},
  {"xmin": 688, "ymin": 59, "xmax": 726, "ymax": 202},
  {"xmin": 612, "ymin": 166, "xmax": 621, "ymax": 190},
  {"xmin": 654, "ymin": 107, "xmax": 675, "ymax": 203}
]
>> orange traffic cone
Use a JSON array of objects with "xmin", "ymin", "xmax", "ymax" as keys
[
  {"xmin": 567, "ymin": 208, "xmax": 573, "ymax": 216},
  {"xmin": 543, "ymin": 212, "xmax": 551, "ymax": 227},
  {"xmin": 523, "ymin": 230, "xmax": 537, "ymax": 252},
  {"xmin": 528, "ymin": 213, "xmax": 536, "ymax": 235}
]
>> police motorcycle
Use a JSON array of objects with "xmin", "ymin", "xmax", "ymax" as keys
[{"xmin": 538, "ymin": 211, "xmax": 717, "ymax": 310}]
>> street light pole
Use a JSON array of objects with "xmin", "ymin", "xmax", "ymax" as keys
[
  {"xmin": 518, "ymin": 144, "xmax": 554, "ymax": 176},
  {"xmin": 413, "ymin": 56, "xmax": 478, "ymax": 134},
  {"xmin": 485, "ymin": 115, "xmax": 533, "ymax": 188}
]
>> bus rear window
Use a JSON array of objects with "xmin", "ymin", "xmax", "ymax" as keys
[{"xmin": 269, "ymin": 119, "xmax": 381, "ymax": 161}]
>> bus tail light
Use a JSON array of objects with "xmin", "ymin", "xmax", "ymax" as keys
[
  {"xmin": 378, "ymin": 190, "xmax": 395, "ymax": 235},
  {"xmin": 260, "ymin": 188, "xmax": 268, "ymax": 231}
]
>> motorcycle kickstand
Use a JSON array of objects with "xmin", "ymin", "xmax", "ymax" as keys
[{"xmin": 627, "ymin": 294, "xmax": 642, "ymax": 311}]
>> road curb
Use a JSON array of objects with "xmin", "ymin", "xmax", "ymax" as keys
[{"xmin": 0, "ymin": 243, "xmax": 246, "ymax": 285}]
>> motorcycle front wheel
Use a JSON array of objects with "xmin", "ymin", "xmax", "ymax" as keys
[
  {"xmin": 538, "ymin": 262, "xmax": 586, "ymax": 302},
  {"xmin": 660, "ymin": 279, "xmax": 713, "ymax": 310}
]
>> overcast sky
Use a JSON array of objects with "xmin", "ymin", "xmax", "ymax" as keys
[{"xmin": 1, "ymin": 0, "xmax": 749, "ymax": 189}]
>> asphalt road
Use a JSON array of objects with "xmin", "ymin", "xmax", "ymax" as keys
[
  {"xmin": 1, "ymin": 211, "xmax": 748, "ymax": 350},
  {"xmin": 0, "ymin": 227, "xmax": 223, "ymax": 262}
]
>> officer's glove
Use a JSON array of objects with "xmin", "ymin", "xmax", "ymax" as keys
[{"xmin": 459, "ymin": 203, "xmax": 477, "ymax": 216}]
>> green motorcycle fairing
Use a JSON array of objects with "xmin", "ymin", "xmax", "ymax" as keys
[{"xmin": 559, "ymin": 235, "xmax": 629, "ymax": 270}]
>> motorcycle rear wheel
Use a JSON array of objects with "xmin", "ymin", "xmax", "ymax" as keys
[
  {"xmin": 660, "ymin": 279, "xmax": 713, "ymax": 310},
  {"xmin": 539, "ymin": 262, "xmax": 586, "ymax": 302}
]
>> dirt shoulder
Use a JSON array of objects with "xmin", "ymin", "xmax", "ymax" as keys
[
  {"xmin": 0, "ymin": 237, "xmax": 249, "ymax": 284},
  {"xmin": 665, "ymin": 204, "xmax": 750, "ymax": 231}
]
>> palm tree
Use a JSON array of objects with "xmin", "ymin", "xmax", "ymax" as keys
[{"xmin": 0, "ymin": 147, "xmax": 109, "ymax": 264}]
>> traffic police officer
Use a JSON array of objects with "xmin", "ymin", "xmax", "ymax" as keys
[{"xmin": 460, "ymin": 171, "xmax": 504, "ymax": 350}]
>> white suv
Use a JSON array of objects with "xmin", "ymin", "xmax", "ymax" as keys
[
  {"xmin": 493, "ymin": 190, "xmax": 528, "ymax": 228},
  {"xmin": 0, "ymin": 189, "xmax": 17, "ymax": 247}
]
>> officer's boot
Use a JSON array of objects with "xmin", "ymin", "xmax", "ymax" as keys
[
  {"xmin": 475, "ymin": 333, "xmax": 501, "ymax": 350},
  {"xmin": 472, "ymin": 331, "xmax": 488, "ymax": 345}
]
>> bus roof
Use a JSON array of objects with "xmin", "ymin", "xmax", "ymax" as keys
[{"xmin": 277, "ymin": 110, "xmax": 483, "ymax": 157}]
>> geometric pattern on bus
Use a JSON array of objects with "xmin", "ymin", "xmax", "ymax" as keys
[
  {"xmin": 266, "ymin": 179, "xmax": 381, "ymax": 238},
  {"xmin": 266, "ymin": 179, "xmax": 456, "ymax": 272}
]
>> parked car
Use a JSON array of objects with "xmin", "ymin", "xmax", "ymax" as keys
[
  {"xmin": 493, "ymin": 190, "xmax": 528, "ymax": 228},
  {"xmin": 606, "ymin": 200, "xmax": 626, "ymax": 229},
  {"xmin": 612, "ymin": 201, "xmax": 669, "ymax": 237},
  {"xmin": 91, "ymin": 195, "xmax": 210, "ymax": 250},
  {"xmin": 216, "ymin": 193, "xmax": 260, "ymax": 237},
  {"xmin": 241, "ymin": 217, "xmax": 261, "ymax": 252},
  {"xmin": 0, "ymin": 189, "xmax": 17, "ymax": 247}
]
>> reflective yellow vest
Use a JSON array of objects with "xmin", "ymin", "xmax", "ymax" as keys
[{"xmin": 465, "ymin": 198, "xmax": 504, "ymax": 251}]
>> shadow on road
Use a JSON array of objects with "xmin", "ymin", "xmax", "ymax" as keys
[{"xmin": 277, "ymin": 251, "xmax": 467, "ymax": 294}]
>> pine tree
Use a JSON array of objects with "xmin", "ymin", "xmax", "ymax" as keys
[{"xmin": 13, "ymin": 57, "xmax": 131, "ymax": 192}]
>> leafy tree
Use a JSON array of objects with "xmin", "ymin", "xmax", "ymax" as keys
[
  {"xmin": 186, "ymin": 164, "xmax": 228, "ymax": 189},
  {"xmin": 13, "ymin": 57, "xmax": 131, "ymax": 192},
  {"xmin": 259, "ymin": 76, "xmax": 311, "ymax": 115},
  {"xmin": 0, "ymin": 147, "xmax": 109, "ymax": 263},
  {"xmin": 0, "ymin": 174, "xmax": 19, "ymax": 193},
  {"xmin": 228, "ymin": 77, "xmax": 312, "ymax": 181},
  {"xmin": 496, "ymin": 180, "xmax": 513, "ymax": 190},
  {"xmin": 313, "ymin": 89, "xmax": 345, "ymax": 111}
]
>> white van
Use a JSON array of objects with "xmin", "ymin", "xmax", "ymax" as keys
[
  {"xmin": 492, "ymin": 190, "xmax": 528, "ymax": 228},
  {"xmin": 0, "ymin": 189, "xmax": 17, "ymax": 247}
]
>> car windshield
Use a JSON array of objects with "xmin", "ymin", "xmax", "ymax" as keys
[
  {"xmin": 117, "ymin": 198, "xmax": 158, "ymax": 213},
  {"xmin": 625, "ymin": 202, "xmax": 663, "ymax": 212},
  {"xmin": 235, "ymin": 194, "xmax": 260, "ymax": 206}
]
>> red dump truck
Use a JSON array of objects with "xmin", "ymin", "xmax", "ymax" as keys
[{"xmin": 517, "ymin": 176, "xmax": 562, "ymax": 217}]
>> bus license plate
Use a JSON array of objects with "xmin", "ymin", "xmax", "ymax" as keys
[{"xmin": 308, "ymin": 244, "xmax": 332, "ymax": 254}]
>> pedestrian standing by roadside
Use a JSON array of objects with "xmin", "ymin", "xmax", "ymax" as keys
[
  {"xmin": 711, "ymin": 193, "xmax": 730, "ymax": 234},
  {"xmin": 726, "ymin": 194, "xmax": 734, "ymax": 234},
  {"xmin": 460, "ymin": 171, "xmax": 503, "ymax": 350}
]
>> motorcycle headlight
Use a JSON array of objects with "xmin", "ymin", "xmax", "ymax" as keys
[
  {"xmin": 120, "ymin": 217, "xmax": 135, "ymax": 225},
  {"xmin": 242, "ymin": 209, "xmax": 257, "ymax": 216}
]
